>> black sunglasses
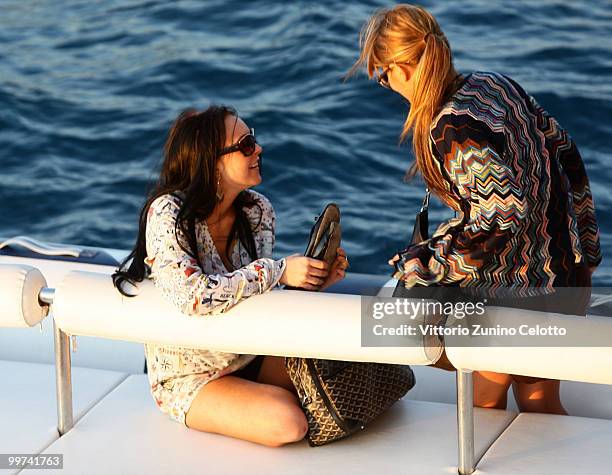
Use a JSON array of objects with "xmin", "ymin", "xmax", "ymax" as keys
[
  {"xmin": 218, "ymin": 128, "xmax": 257, "ymax": 157},
  {"xmin": 377, "ymin": 67, "xmax": 391, "ymax": 89}
]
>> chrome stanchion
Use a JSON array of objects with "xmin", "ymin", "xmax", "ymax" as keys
[
  {"xmin": 53, "ymin": 320, "xmax": 74, "ymax": 435},
  {"xmin": 38, "ymin": 287, "xmax": 55, "ymax": 306},
  {"xmin": 457, "ymin": 369, "xmax": 475, "ymax": 475}
]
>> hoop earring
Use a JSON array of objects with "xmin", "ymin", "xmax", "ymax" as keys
[{"xmin": 216, "ymin": 173, "xmax": 224, "ymax": 202}]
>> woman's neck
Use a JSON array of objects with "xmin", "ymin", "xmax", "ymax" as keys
[{"xmin": 208, "ymin": 188, "xmax": 241, "ymax": 225}]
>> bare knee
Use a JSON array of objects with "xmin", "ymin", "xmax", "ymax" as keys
[
  {"xmin": 474, "ymin": 392, "xmax": 508, "ymax": 409},
  {"xmin": 261, "ymin": 388, "xmax": 308, "ymax": 447},
  {"xmin": 185, "ymin": 377, "xmax": 308, "ymax": 447},
  {"xmin": 265, "ymin": 407, "xmax": 308, "ymax": 447},
  {"xmin": 515, "ymin": 380, "xmax": 567, "ymax": 415},
  {"xmin": 473, "ymin": 371, "xmax": 511, "ymax": 410}
]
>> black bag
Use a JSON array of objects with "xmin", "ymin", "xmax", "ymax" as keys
[
  {"xmin": 285, "ymin": 203, "xmax": 415, "ymax": 446},
  {"xmin": 410, "ymin": 188, "xmax": 431, "ymax": 245},
  {"xmin": 285, "ymin": 358, "xmax": 414, "ymax": 446},
  {"xmin": 393, "ymin": 189, "xmax": 431, "ymax": 298},
  {"xmin": 391, "ymin": 190, "xmax": 457, "ymax": 371}
]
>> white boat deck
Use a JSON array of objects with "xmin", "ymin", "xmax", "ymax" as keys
[
  {"xmin": 3, "ymin": 360, "xmax": 612, "ymax": 474},
  {"xmin": 0, "ymin": 360, "xmax": 127, "ymax": 475},
  {"xmin": 1, "ymin": 241, "xmax": 612, "ymax": 474},
  {"xmin": 26, "ymin": 375, "xmax": 515, "ymax": 475}
]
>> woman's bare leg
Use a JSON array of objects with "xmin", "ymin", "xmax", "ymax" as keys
[
  {"xmin": 473, "ymin": 371, "xmax": 512, "ymax": 409},
  {"xmin": 185, "ymin": 356, "xmax": 303, "ymax": 446},
  {"xmin": 512, "ymin": 379, "xmax": 567, "ymax": 414},
  {"xmin": 185, "ymin": 375, "xmax": 307, "ymax": 447},
  {"xmin": 256, "ymin": 356, "xmax": 296, "ymax": 393}
]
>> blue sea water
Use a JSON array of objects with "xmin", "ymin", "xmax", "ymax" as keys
[{"xmin": 1, "ymin": 0, "xmax": 611, "ymax": 283}]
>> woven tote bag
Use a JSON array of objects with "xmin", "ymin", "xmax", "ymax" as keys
[{"xmin": 285, "ymin": 357, "xmax": 415, "ymax": 446}]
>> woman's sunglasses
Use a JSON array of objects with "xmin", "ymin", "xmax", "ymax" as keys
[
  {"xmin": 218, "ymin": 128, "xmax": 257, "ymax": 157},
  {"xmin": 377, "ymin": 67, "xmax": 391, "ymax": 89}
]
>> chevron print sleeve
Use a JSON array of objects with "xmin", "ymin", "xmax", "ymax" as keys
[
  {"xmin": 527, "ymin": 96, "xmax": 602, "ymax": 268},
  {"xmin": 394, "ymin": 113, "xmax": 529, "ymax": 287}
]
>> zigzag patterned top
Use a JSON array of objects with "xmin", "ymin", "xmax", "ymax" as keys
[{"xmin": 397, "ymin": 72, "xmax": 601, "ymax": 290}]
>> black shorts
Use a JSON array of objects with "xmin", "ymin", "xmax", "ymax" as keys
[{"xmin": 232, "ymin": 355, "xmax": 265, "ymax": 382}]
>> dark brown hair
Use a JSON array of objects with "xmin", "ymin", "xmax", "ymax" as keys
[{"xmin": 112, "ymin": 105, "xmax": 259, "ymax": 296}]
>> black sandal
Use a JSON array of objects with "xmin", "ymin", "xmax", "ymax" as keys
[{"xmin": 304, "ymin": 203, "xmax": 341, "ymax": 267}]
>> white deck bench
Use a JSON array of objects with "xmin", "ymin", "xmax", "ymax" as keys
[
  {"xmin": 0, "ymin": 255, "xmax": 143, "ymax": 373},
  {"xmin": 0, "ymin": 264, "xmax": 128, "ymax": 475},
  {"xmin": 446, "ymin": 306, "xmax": 612, "ymax": 474},
  {"xmin": 2, "ymin": 260, "xmax": 612, "ymax": 474},
  {"xmin": 32, "ymin": 375, "xmax": 515, "ymax": 475}
]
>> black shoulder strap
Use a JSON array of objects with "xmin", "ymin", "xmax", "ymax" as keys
[{"xmin": 421, "ymin": 188, "xmax": 431, "ymax": 212}]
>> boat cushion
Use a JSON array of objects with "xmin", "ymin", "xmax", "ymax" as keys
[
  {"xmin": 53, "ymin": 270, "xmax": 442, "ymax": 365},
  {"xmin": 477, "ymin": 412, "xmax": 612, "ymax": 474},
  {"xmin": 407, "ymin": 365, "xmax": 612, "ymax": 421},
  {"xmin": 0, "ymin": 256, "xmax": 145, "ymax": 373},
  {"xmin": 0, "ymin": 264, "xmax": 48, "ymax": 328},
  {"xmin": 36, "ymin": 375, "xmax": 516, "ymax": 474},
  {"xmin": 445, "ymin": 306, "xmax": 612, "ymax": 385},
  {"xmin": 0, "ymin": 360, "xmax": 126, "ymax": 463}
]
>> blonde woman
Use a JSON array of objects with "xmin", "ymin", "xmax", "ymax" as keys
[{"xmin": 349, "ymin": 4, "xmax": 601, "ymax": 414}]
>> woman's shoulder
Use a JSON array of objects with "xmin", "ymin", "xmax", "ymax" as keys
[
  {"xmin": 461, "ymin": 71, "xmax": 531, "ymax": 105},
  {"xmin": 432, "ymin": 75, "xmax": 510, "ymax": 151},
  {"xmin": 244, "ymin": 189, "xmax": 274, "ymax": 216},
  {"xmin": 434, "ymin": 71, "xmax": 526, "ymax": 130},
  {"xmin": 148, "ymin": 192, "xmax": 183, "ymax": 217},
  {"xmin": 242, "ymin": 190, "xmax": 275, "ymax": 237},
  {"xmin": 445, "ymin": 71, "xmax": 525, "ymax": 102},
  {"xmin": 463, "ymin": 71, "xmax": 518, "ymax": 87}
]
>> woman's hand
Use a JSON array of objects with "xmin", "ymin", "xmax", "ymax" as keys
[
  {"xmin": 389, "ymin": 253, "xmax": 408, "ymax": 280},
  {"xmin": 280, "ymin": 255, "xmax": 329, "ymax": 290},
  {"xmin": 388, "ymin": 254, "xmax": 400, "ymax": 267},
  {"xmin": 320, "ymin": 248, "xmax": 349, "ymax": 291}
]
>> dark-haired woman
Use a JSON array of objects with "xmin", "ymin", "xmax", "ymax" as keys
[
  {"xmin": 350, "ymin": 5, "xmax": 601, "ymax": 414},
  {"xmin": 114, "ymin": 106, "xmax": 348, "ymax": 446}
]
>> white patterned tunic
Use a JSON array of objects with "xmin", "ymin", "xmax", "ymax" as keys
[{"xmin": 143, "ymin": 190, "xmax": 286, "ymax": 425}]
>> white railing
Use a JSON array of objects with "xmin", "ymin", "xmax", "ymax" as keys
[{"xmin": 3, "ymin": 262, "xmax": 612, "ymax": 475}]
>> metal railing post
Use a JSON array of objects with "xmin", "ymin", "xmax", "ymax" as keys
[
  {"xmin": 457, "ymin": 369, "xmax": 475, "ymax": 475},
  {"xmin": 53, "ymin": 320, "xmax": 73, "ymax": 435}
]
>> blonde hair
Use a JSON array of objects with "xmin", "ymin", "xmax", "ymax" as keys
[{"xmin": 348, "ymin": 4, "xmax": 461, "ymax": 208}]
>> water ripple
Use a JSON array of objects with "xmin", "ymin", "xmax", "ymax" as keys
[{"xmin": 0, "ymin": 0, "xmax": 611, "ymax": 283}]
